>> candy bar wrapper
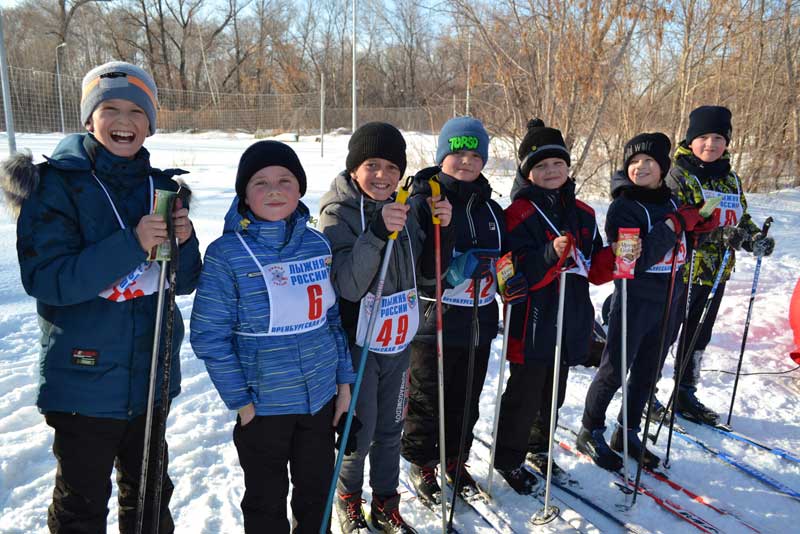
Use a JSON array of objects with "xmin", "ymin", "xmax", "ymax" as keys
[
  {"xmin": 495, "ymin": 252, "xmax": 515, "ymax": 294},
  {"xmin": 614, "ymin": 227, "xmax": 640, "ymax": 280},
  {"xmin": 148, "ymin": 189, "xmax": 177, "ymax": 262}
]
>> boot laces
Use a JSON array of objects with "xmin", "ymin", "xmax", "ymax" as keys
[
  {"xmin": 340, "ymin": 493, "xmax": 366, "ymax": 523},
  {"xmin": 419, "ymin": 465, "xmax": 438, "ymax": 486}
]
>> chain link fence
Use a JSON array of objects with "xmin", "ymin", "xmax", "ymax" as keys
[{"xmin": 0, "ymin": 66, "xmax": 453, "ymax": 134}]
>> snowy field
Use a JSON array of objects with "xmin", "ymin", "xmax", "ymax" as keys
[{"xmin": 1, "ymin": 131, "xmax": 799, "ymax": 533}]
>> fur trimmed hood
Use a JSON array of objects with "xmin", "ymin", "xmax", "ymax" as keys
[{"xmin": 1, "ymin": 150, "xmax": 39, "ymax": 220}]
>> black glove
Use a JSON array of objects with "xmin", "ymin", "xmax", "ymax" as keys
[
  {"xmin": 502, "ymin": 272, "xmax": 528, "ymax": 306},
  {"xmin": 468, "ymin": 252, "xmax": 498, "ymax": 279},
  {"xmin": 335, "ymin": 415, "xmax": 362, "ymax": 456},
  {"xmin": 744, "ymin": 233, "xmax": 775, "ymax": 257},
  {"xmin": 712, "ymin": 226, "xmax": 748, "ymax": 250}
]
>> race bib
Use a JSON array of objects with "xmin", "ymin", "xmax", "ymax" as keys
[
  {"xmin": 647, "ymin": 234, "xmax": 687, "ymax": 274},
  {"xmin": 99, "ymin": 261, "xmax": 166, "ymax": 302},
  {"xmin": 701, "ymin": 189, "xmax": 744, "ymax": 228},
  {"xmin": 442, "ymin": 273, "xmax": 497, "ymax": 307},
  {"xmin": 566, "ymin": 248, "xmax": 590, "ymax": 278},
  {"xmin": 356, "ymin": 288, "xmax": 420, "ymax": 354}
]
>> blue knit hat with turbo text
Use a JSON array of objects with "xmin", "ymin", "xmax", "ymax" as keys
[
  {"xmin": 80, "ymin": 61, "xmax": 158, "ymax": 135},
  {"xmin": 436, "ymin": 116, "xmax": 490, "ymax": 166}
]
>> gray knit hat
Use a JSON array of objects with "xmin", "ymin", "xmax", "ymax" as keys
[{"xmin": 80, "ymin": 61, "xmax": 158, "ymax": 135}]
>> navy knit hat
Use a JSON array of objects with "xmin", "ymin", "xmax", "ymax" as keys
[
  {"xmin": 346, "ymin": 122, "xmax": 407, "ymax": 176},
  {"xmin": 436, "ymin": 116, "xmax": 490, "ymax": 165},
  {"xmin": 623, "ymin": 132, "xmax": 672, "ymax": 178},
  {"xmin": 236, "ymin": 141, "xmax": 307, "ymax": 210},
  {"xmin": 518, "ymin": 118, "xmax": 570, "ymax": 176},
  {"xmin": 80, "ymin": 61, "xmax": 158, "ymax": 135},
  {"xmin": 685, "ymin": 105, "xmax": 732, "ymax": 145}
]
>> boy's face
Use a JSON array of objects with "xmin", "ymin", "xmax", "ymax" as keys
[
  {"xmin": 627, "ymin": 154, "xmax": 662, "ymax": 189},
  {"xmin": 85, "ymin": 98, "xmax": 149, "ymax": 159},
  {"xmin": 441, "ymin": 151, "xmax": 483, "ymax": 182},
  {"xmin": 527, "ymin": 157, "xmax": 569, "ymax": 190},
  {"xmin": 689, "ymin": 133, "xmax": 726, "ymax": 163},
  {"xmin": 245, "ymin": 165, "xmax": 301, "ymax": 222},
  {"xmin": 351, "ymin": 158, "xmax": 401, "ymax": 201}
]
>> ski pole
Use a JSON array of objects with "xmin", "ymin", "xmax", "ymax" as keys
[
  {"xmin": 135, "ymin": 193, "xmax": 178, "ymax": 534},
  {"xmin": 320, "ymin": 181, "xmax": 411, "ymax": 534},
  {"xmin": 726, "ymin": 217, "xmax": 773, "ymax": 425},
  {"xmin": 631, "ymin": 237, "xmax": 681, "ymax": 506},
  {"xmin": 447, "ymin": 255, "xmax": 482, "ymax": 532},
  {"xmin": 430, "ymin": 176, "xmax": 449, "ymax": 532},
  {"xmin": 531, "ymin": 233, "xmax": 573, "ymax": 526}
]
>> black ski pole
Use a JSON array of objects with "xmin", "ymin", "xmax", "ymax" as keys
[
  {"xmin": 447, "ymin": 265, "xmax": 482, "ymax": 532},
  {"xmin": 726, "ymin": 217, "xmax": 773, "ymax": 425},
  {"xmin": 631, "ymin": 238, "xmax": 681, "ymax": 506}
]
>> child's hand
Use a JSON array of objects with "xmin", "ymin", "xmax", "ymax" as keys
[
  {"xmin": 428, "ymin": 195, "xmax": 453, "ymax": 227},
  {"xmin": 552, "ymin": 235, "xmax": 571, "ymax": 257},
  {"xmin": 332, "ymin": 384, "xmax": 351, "ymax": 427},
  {"xmin": 134, "ymin": 213, "xmax": 167, "ymax": 253},
  {"xmin": 172, "ymin": 197, "xmax": 194, "ymax": 245},
  {"xmin": 238, "ymin": 403, "xmax": 256, "ymax": 426},
  {"xmin": 382, "ymin": 202, "xmax": 409, "ymax": 233}
]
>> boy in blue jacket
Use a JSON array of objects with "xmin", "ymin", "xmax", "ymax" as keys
[
  {"xmin": 191, "ymin": 141, "xmax": 355, "ymax": 534},
  {"xmin": 2, "ymin": 61, "xmax": 201, "ymax": 532}
]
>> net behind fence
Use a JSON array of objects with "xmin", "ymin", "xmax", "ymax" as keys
[{"xmin": 0, "ymin": 67, "xmax": 452, "ymax": 134}]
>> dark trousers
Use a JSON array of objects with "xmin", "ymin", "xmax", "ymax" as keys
[
  {"xmin": 676, "ymin": 282, "xmax": 726, "ymax": 391},
  {"xmin": 493, "ymin": 361, "xmax": 569, "ymax": 470},
  {"xmin": 44, "ymin": 411, "xmax": 174, "ymax": 534},
  {"xmin": 582, "ymin": 289, "xmax": 683, "ymax": 432},
  {"xmin": 233, "ymin": 399, "xmax": 334, "ymax": 534},
  {"xmin": 401, "ymin": 341, "xmax": 491, "ymax": 467}
]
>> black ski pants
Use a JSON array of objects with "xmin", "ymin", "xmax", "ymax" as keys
[
  {"xmin": 676, "ymin": 281, "xmax": 727, "ymax": 391},
  {"xmin": 44, "ymin": 410, "xmax": 174, "ymax": 534},
  {"xmin": 493, "ymin": 360, "xmax": 569, "ymax": 470},
  {"xmin": 401, "ymin": 341, "xmax": 491, "ymax": 467},
  {"xmin": 582, "ymin": 289, "xmax": 683, "ymax": 432},
  {"xmin": 233, "ymin": 399, "xmax": 334, "ymax": 534}
]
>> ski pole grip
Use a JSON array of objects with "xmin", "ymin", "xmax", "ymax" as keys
[
  {"xmin": 388, "ymin": 185, "xmax": 411, "ymax": 241},
  {"xmin": 429, "ymin": 178, "xmax": 441, "ymax": 225},
  {"xmin": 761, "ymin": 216, "xmax": 773, "ymax": 237}
]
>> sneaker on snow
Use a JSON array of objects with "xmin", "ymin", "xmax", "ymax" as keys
[
  {"xmin": 445, "ymin": 458, "xmax": 480, "ymax": 498},
  {"xmin": 335, "ymin": 491, "xmax": 369, "ymax": 533},
  {"xmin": 676, "ymin": 389, "xmax": 720, "ymax": 425},
  {"xmin": 525, "ymin": 451, "xmax": 568, "ymax": 482},
  {"xmin": 408, "ymin": 463, "xmax": 441, "ymax": 506},
  {"xmin": 610, "ymin": 426, "xmax": 661, "ymax": 469},
  {"xmin": 370, "ymin": 493, "xmax": 418, "ymax": 534},
  {"xmin": 576, "ymin": 426, "xmax": 624, "ymax": 472},
  {"xmin": 497, "ymin": 464, "xmax": 540, "ymax": 495}
]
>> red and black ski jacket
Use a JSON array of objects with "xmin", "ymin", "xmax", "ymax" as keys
[{"xmin": 505, "ymin": 177, "xmax": 613, "ymax": 366}]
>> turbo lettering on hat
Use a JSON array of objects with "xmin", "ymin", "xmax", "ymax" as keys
[
  {"xmin": 80, "ymin": 61, "xmax": 159, "ymax": 135},
  {"xmin": 623, "ymin": 132, "xmax": 672, "ymax": 178},
  {"xmin": 436, "ymin": 116, "xmax": 490, "ymax": 165},
  {"xmin": 517, "ymin": 118, "xmax": 570, "ymax": 176},
  {"xmin": 685, "ymin": 105, "xmax": 732, "ymax": 144}
]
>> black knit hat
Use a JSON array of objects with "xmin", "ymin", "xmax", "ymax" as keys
[
  {"xmin": 685, "ymin": 105, "xmax": 732, "ymax": 144},
  {"xmin": 235, "ymin": 141, "xmax": 307, "ymax": 206},
  {"xmin": 346, "ymin": 122, "xmax": 407, "ymax": 176},
  {"xmin": 518, "ymin": 118, "xmax": 571, "ymax": 176},
  {"xmin": 623, "ymin": 132, "xmax": 672, "ymax": 178}
]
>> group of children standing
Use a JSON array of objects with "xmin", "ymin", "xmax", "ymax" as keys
[{"xmin": 2, "ymin": 60, "xmax": 775, "ymax": 534}]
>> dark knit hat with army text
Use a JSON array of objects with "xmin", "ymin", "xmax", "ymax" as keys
[
  {"xmin": 235, "ymin": 141, "xmax": 307, "ymax": 210},
  {"xmin": 623, "ymin": 132, "xmax": 672, "ymax": 178},
  {"xmin": 685, "ymin": 105, "xmax": 732, "ymax": 145},
  {"xmin": 346, "ymin": 122, "xmax": 407, "ymax": 176},
  {"xmin": 518, "ymin": 118, "xmax": 571, "ymax": 176}
]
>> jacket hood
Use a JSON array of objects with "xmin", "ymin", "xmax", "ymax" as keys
[
  {"xmin": 319, "ymin": 170, "xmax": 397, "ymax": 219},
  {"xmin": 610, "ymin": 170, "xmax": 634, "ymax": 198},
  {"xmin": 1, "ymin": 149, "xmax": 39, "ymax": 219},
  {"xmin": 223, "ymin": 196, "xmax": 310, "ymax": 234}
]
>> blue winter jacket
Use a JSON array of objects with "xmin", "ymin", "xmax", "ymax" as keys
[
  {"xmin": 190, "ymin": 199, "xmax": 356, "ymax": 416},
  {"xmin": 13, "ymin": 133, "xmax": 202, "ymax": 419}
]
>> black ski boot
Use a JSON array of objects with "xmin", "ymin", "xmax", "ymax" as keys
[
  {"xmin": 648, "ymin": 396, "xmax": 668, "ymax": 423},
  {"xmin": 497, "ymin": 464, "xmax": 540, "ymax": 495},
  {"xmin": 677, "ymin": 389, "xmax": 720, "ymax": 425},
  {"xmin": 446, "ymin": 458, "xmax": 480, "ymax": 499},
  {"xmin": 526, "ymin": 452, "xmax": 568, "ymax": 482},
  {"xmin": 610, "ymin": 426, "xmax": 661, "ymax": 469},
  {"xmin": 370, "ymin": 493, "xmax": 418, "ymax": 533},
  {"xmin": 408, "ymin": 464, "xmax": 441, "ymax": 506},
  {"xmin": 335, "ymin": 491, "xmax": 369, "ymax": 533},
  {"xmin": 576, "ymin": 426, "xmax": 623, "ymax": 472}
]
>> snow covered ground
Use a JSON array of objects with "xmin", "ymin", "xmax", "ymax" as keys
[{"xmin": 1, "ymin": 131, "xmax": 799, "ymax": 533}]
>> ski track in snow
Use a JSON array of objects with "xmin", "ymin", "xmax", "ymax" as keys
[{"xmin": 1, "ymin": 132, "xmax": 799, "ymax": 533}]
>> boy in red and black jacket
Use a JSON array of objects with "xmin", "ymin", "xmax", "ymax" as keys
[{"xmin": 492, "ymin": 119, "xmax": 615, "ymax": 494}]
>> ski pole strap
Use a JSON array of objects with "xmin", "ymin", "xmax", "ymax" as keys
[
  {"xmin": 555, "ymin": 231, "xmax": 575, "ymax": 272},
  {"xmin": 428, "ymin": 176, "xmax": 441, "ymax": 225},
  {"xmin": 388, "ymin": 179, "xmax": 411, "ymax": 241}
]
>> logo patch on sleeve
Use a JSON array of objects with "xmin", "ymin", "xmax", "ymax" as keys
[{"xmin": 72, "ymin": 349, "xmax": 99, "ymax": 366}]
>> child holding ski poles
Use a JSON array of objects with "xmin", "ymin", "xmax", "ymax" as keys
[
  {"xmin": 3, "ymin": 61, "xmax": 201, "ymax": 532},
  {"xmin": 664, "ymin": 105, "xmax": 775, "ymax": 425},
  {"xmin": 577, "ymin": 133, "xmax": 719, "ymax": 471},
  {"xmin": 190, "ymin": 141, "xmax": 355, "ymax": 534},
  {"xmin": 318, "ymin": 122, "xmax": 453, "ymax": 533},
  {"xmin": 492, "ymin": 119, "xmax": 616, "ymax": 494},
  {"xmin": 401, "ymin": 116, "xmax": 506, "ymax": 505}
]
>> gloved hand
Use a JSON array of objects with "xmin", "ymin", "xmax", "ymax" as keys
[
  {"xmin": 689, "ymin": 208, "xmax": 720, "ymax": 235},
  {"xmin": 743, "ymin": 233, "xmax": 775, "ymax": 257},
  {"xmin": 666, "ymin": 205, "xmax": 705, "ymax": 234},
  {"xmin": 711, "ymin": 225, "xmax": 748, "ymax": 250},
  {"xmin": 335, "ymin": 415, "xmax": 362, "ymax": 456},
  {"xmin": 446, "ymin": 249, "xmax": 499, "ymax": 286},
  {"xmin": 502, "ymin": 272, "xmax": 528, "ymax": 306}
]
